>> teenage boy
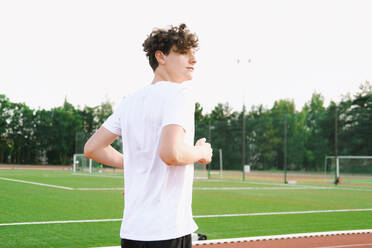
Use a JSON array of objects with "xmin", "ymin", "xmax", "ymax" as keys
[{"xmin": 84, "ymin": 23, "xmax": 213, "ymax": 248}]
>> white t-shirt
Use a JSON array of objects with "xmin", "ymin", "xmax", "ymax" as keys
[{"xmin": 103, "ymin": 81, "xmax": 198, "ymax": 241}]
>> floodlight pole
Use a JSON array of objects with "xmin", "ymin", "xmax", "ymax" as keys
[
  {"xmin": 237, "ymin": 58, "xmax": 251, "ymax": 181},
  {"xmin": 334, "ymin": 106, "xmax": 339, "ymax": 185},
  {"xmin": 284, "ymin": 114, "xmax": 288, "ymax": 184},
  {"xmin": 219, "ymin": 149, "xmax": 223, "ymax": 179},
  {"xmin": 242, "ymin": 104, "xmax": 246, "ymax": 181},
  {"xmin": 208, "ymin": 120, "xmax": 212, "ymax": 179}
]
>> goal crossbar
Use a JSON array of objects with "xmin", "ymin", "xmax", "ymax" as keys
[
  {"xmin": 326, "ymin": 156, "xmax": 372, "ymax": 159},
  {"xmin": 325, "ymin": 155, "xmax": 372, "ymax": 184}
]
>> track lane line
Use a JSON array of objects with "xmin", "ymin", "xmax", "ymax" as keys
[{"xmin": 315, "ymin": 244, "xmax": 372, "ymax": 248}]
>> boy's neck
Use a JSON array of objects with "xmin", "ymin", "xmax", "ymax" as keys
[{"xmin": 151, "ymin": 68, "xmax": 183, "ymax": 85}]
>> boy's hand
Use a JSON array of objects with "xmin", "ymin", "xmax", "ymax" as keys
[{"xmin": 195, "ymin": 138, "xmax": 212, "ymax": 164}]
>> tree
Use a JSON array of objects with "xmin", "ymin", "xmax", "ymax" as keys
[
  {"xmin": 0, "ymin": 95, "xmax": 11, "ymax": 163},
  {"xmin": 6, "ymin": 102, "xmax": 36, "ymax": 164},
  {"xmin": 342, "ymin": 81, "xmax": 372, "ymax": 155},
  {"xmin": 194, "ymin": 102, "xmax": 204, "ymax": 122},
  {"xmin": 302, "ymin": 92, "xmax": 328, "ymax": 170}
]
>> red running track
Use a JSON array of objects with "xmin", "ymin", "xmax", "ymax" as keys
[{"xmin": 193, "ymin": 233, "xmax": 372, "ymax": 248}]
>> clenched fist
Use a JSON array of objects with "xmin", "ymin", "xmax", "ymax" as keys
[{"xmin": 195, "ymin": 138, "xmax": 213, "ymax": 164}]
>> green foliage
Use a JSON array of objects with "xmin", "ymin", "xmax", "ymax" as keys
[
  {"xmin": 194, "ymin": 82, "xmax": 372, "ymax": 171},
  {"xmin": 0, "ymin": 97, "xmax": 114, "ymax": 165},
  {"xmin": 1, "ymin": 80, "xmax": 372, "ymax": 169}
]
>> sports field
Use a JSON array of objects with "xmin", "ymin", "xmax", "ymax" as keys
[{"xmin": 1, "ymin": 168, "xmax": 372, "ymax": 248}]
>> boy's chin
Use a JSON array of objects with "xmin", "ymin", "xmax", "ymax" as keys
[{"xmin": 185, "ymin": 75, "xmax": 193, "ymax": 81}]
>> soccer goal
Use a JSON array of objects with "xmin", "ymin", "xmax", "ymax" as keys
[
  {"xmin": 72, "ymin": 154, "xmax": 102, "ymax": 173},
  {"xmin": 194, "ymin": 162, "xmax": 208, "ymax": 179},
  {"xmin": 207, "ymin": 148, "xmax": 224, "ymax": 179},
  {"xmin": 325, "ymin": 156, "xmax": 372, "ymax": 185}
]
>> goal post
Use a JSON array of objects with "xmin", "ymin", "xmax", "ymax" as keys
[
  {"xmin": 207, "ymin": 148, "xmax": 224, "ymax": 179},
  {"xmin": 325, "ymin": 155, "xmax": 372, "ymax": 185},
  {"xmin": 194, "ymin": 162, "xmax": 208, "ymax": 179},
  {"xmin": 73, "ymin": 154, "xmax": 101, "ymax": 173}
]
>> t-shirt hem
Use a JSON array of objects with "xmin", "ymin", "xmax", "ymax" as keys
[
  {"xmin": 102, "ymin": 123, "xmax": 121, "ymax": 136},
  {"xmin": 120, "ymin": 226, "xmax": 198, "ymax": 241}
]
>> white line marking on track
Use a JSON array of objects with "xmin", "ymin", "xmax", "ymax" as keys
[
  {"xmin": 93, "ymin": 229, "xmax": 372, "ymax": 248},
  {"xmin": 193, "ymin": 230, "xmax": 372, "ymax": 246},
  {"xmin": 2, "ymin": 209, "xmax": 372, "ymax": 227},
  {"xmin": 315, "ymin": 244, "xmax": 372, "ymax": 248},
  {"xmin": 0, "ymin": 177, "xmax": 73, "ymax": 190}
]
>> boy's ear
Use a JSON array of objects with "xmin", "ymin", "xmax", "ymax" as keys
[{"xmin": 155, "ymin": 50, "xmax": 166, "ymax": 65}]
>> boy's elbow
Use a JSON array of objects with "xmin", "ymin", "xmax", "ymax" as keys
[
  {"xmin": 159, "ymin": 147, "xmax": 180, "ymax": 166},
  {"xmin": 84, "ymin": 143, "xmax": 93, "ymax": 159}
]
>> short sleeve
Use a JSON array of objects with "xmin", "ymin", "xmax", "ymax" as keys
[
  {"xmin": 102, "ymin": 103, "xmax": 123, "ymax": 136},
  {"xmin": 162, "ymin": 87, "xmax": 195, "ymax": 134}
]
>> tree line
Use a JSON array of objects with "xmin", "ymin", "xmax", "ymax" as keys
[
  {"xmin": 1, "ymin": 81, "xmax": 371, "ymax": 170},
  {"xmin": 196, "ymin": 81, "xmax": 372, "ymax": 171},
  {"xmin": 0, "ymin": 97, "xmax": 115, "ymax": 165}
]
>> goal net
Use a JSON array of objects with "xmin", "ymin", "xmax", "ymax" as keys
[
  {"xmin": 325, "ymin": 156, "xmax": 372, "ymax": 185},
  {"xmin": 72, "ymin": 154, "xmax": 102, "ymax": 173},
  {"xmin": 194, "ymin": 162, "xmax": 208, "ymax": 179}
]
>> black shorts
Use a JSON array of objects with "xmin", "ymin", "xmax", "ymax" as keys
[{"xmin": 121, "ymin": 234, "xmax": 191, "ymax": 248}]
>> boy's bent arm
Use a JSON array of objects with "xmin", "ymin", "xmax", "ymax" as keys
[
  {"xmin": 84, "ymin": 127, "xmax": 124, "ymax": 168},
  {"xmin": 159, "ymin": 124, "xmax": 207, "ymax": 166}
]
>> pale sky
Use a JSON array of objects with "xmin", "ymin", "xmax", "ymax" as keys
[{"xmin": 1, "ymin": 0, "xmax": 371, "ymax": 114}]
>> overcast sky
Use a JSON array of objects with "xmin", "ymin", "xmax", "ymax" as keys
[{"xmin": 1, "ymin": 0, "xmax": 371, "ymax": 113}]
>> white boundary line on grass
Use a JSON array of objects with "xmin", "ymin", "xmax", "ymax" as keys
[
  {"xmin": 93, "ymin": 229, "xmax": 372, "ymax": 248},
  {"xmin": 1, "ymin": 209, "xmax": 372, "ymax": 227},
  {"xmin": 0, "ymin": 177, "xmax": 73, "ymax": 190},
  {"xmin": 75, "ymin": 188, "xmax": 123, "ymax": 191},
  {"xmin": 193, "ymin": 208, "xmax": 372, "ymax": 218},
  {"xmin": 0, "ymin": 177, "xmax": 121, "ymax": 191},
  {"xmin": 0, "ymin": 219, "xmax": 122, "ymax": 226},
  {"xmin": 72, "ymin": 174, "xmax": 123, "ymax": 179},
  {"xmin": 203, "ymin": 179, "xmax": 372, "ymax": 192},
  {"xmin": 1, "ymin": 176, "xmax": 371, "ymax": 192},
  {"xmin": 195, "ymin": 186, "xmax": 326, "ymax": 191}
]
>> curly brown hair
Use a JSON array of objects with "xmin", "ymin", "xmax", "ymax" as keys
[{"xmin": 143, "ymin": 23, "xmax": 199, "ymax": 71}]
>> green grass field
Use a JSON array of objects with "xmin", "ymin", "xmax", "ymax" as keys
[{"xmin": 1, "ymin": 169, "xmax": 371, "ymax": 248}]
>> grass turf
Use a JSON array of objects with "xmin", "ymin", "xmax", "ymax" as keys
[{"xmin": 1, "ymin": 169, "xmax": 371, "ymax": 248}]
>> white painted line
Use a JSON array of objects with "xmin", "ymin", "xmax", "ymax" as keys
[
  {"xmin": 195, "ymin": 185, "xmax": 372, "ymax": 192},
  {"xmin": 75, "ymin": 188, "xmax": 123, "ymax": 191},
  {"xmin": 193, "ymin": 209, "xmax": 372, "ymax": 218},
  {"xmin": 315, "ymin": 244, "xmax": 372, "ymax": 248},
  {"xmin": 2, "ymin": 209, "xmax": 372, "ymax": 227},
  {"xmin": 197, "ymin": 180, "xmax": 372, "ymax": 192},
  {"xmin": 2, "ymin": 176, "xmax": 370, "ymax": 192},
  {"xmin": 0, "ymin": 177, "xmax": 73, "ymax": 190},
  {"xmin": 0, "ymin": 219, "xmax": 122, "ymax": 227},
  {"xmin": 0, "ymin": 176, "xmax": 121, "ymax": 191},
  {"xmin": 193, "ymin": 229, "xmax": 372, "ymax": 246},
  {"xmin": 72, "ymin": 174, "xmax": 123, "ymax": 179},
  {"xmin": 247, "ymin": 184, "xmax": 372, "ymax": 192},
  {"xmin": 194, "ymin": 186, "xmax": 323, "ymax": 191},
  {"xmin": 93, "ymin": 230, "xmax": 372, "ymax": 248}
]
